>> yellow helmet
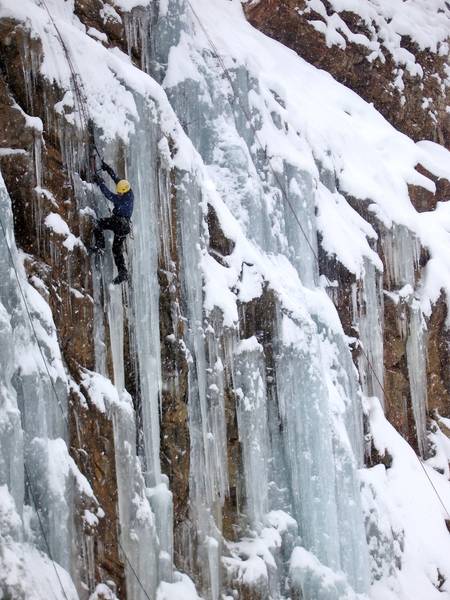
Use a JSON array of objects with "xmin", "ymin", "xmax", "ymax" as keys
[{"xmin": 116, "ymin": 179, "xmax": 131, "ymax": 194}]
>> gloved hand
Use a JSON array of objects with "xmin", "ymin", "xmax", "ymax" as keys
[
  {"xmin": 92, "ymin": 173, "xmax": 102, "ymax": 185},
  {"xmin": 101, "ymin": 160, "xmax": 110, "ymax": 172}
]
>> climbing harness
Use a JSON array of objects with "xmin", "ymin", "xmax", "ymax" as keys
[{"xmin": 184, "ymin": 0, "xmax": 450, "ymax": 522}]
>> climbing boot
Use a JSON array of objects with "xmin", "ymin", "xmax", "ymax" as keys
[{"xmin": 113, "ymin": 270, "xmax": 128, "ymax": 285}]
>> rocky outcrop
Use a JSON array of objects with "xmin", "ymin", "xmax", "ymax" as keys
[{"xmin": 245, "ymin": 0, "xmax": 450, "ymax": 147}]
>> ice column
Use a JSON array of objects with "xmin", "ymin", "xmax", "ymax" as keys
[
  {"xmin": 90, "ymin": 135, "xmax": 162, "ymax": 598},
  {"xmin": 0, "ymin": 171, "xmax": 25, "ymax": 517},
  {"xmin": 127, "ymin": 96, "xmax": 162, "ymax": 487},
  {"xmin": 406, "ymin": 300, "xmax": 428, "ymax": 456},
  {"xmin": 0, "ymin": 169, "xmax": 74, "ymax": 575},
  {"xmin": 175, "ymin": 168, "xmax": 231, "ymax": 597},
  {"xmin": 352, "ymin": 258, "xmax": 384, "ymax": 403},
  {"xmin": 382, "ymin": 224, "xmax": 428, "ymax": 453},
  {"xmin": 276, "ymin": 309, "xmax": 369, "ymax": 596},
  {"xmin": 234, "ymin": 336, "xmax": 270, "ymax": 528},
  {"xmin": 276, "ymin": 312, "xmax": 340, "ymax": 570},
  {"xmin": 127, "ymin": 93, "xmax": 176, "ymax": 580}
]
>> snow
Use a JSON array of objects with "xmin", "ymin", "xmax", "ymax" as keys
[
  {"xmin": 112, "ymin": 0, "xmax": 152, "ymax": 10},
  {"xmin": 44, "ymin": 212, "xmax": 83, "ymax": 251},
  {"xmin": 156, "ymin": 573, "xmax": 202, "ymax": 600},
  {"xmin": 223, "ymin": 526, "xmax": 284, "ymax": 589},
  {"xmin": 0, "ymin": 148, "xmax": 28, "ymax": 156},
  {"xmin": 416, "ymin": 140, "xmax": 450, "ymax": 181},
  {"xmin": 300, "ymin": 0, "xmax": 450, "ymax": 75},
  {"xmin": 0, "ymin": 487, "xmax": 79, "ymax": 600},
  {"xmin": 290, "ymin": 546, "xmax": 364, "ymax": 600},
  {"xmin": 30, "ymin": 437, "xmax": 94, "ymax": 500},
  {"xmin": 363, "ymin": 396, "xmax": 450, "ymax": 600},
  {"xmin": 87, "ymin": 27, "xmax": 108, "ymax": 43},
  {"xmin": 1, "ymin": 0, "xmax": 450, "ymax": 599},
  {"xmin": 0, "ymin": 485, "xmax": 22, "ymax": 538},
  {"xmin": 89, "ymin": 583, "xmax": 119, "ymax": 600},
  {"xmin": 80, "ymin": 369, "xmax": 133, "ymax": 415},
  {"xmin": 236, "ymin": 335, "xmax": 262, "ymax": 355},
  {"xmin": 100, "ymin": 4, "xmax": 122, "ymax": 25},
  {"xmin": 0, "ymin": 541, "xmax": 79, "ymax": 600},
  {"xmin": 265, "ymin": 509, "xmax": 298, "ymax": 534},
  {"xmin": 316, "ymin": 181, "xmax": 382, "ymax": 274}
]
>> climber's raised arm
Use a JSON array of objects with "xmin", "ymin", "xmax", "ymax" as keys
[{"xmin": 101, "ymin": 160, "xmax": 120, "ymax": 184}]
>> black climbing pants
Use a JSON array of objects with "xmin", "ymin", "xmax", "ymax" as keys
[{"xmin": 93, "ymin": 215, "xmax": 131, "ymax": 274}]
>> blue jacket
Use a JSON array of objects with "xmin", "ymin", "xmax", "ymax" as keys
[{"xmin": 98, "ymin": 164, "xmax": 134, "ymax": 219}]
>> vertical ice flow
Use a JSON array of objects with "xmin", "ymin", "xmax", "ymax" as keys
[
  {"xmin": 382, "ymin": 225, "xmax": 428, "ymax": 453},
  {"xmin": 153, "ymin": 2, "xmax": 370, "ymax": 598},
  {"xmin": 353, "ymin": 259, "xmax": 385, "ymax": 404},
  {"xmin": 234, "ymin": 336, "xmax": 270, "ymax": 528},
  {"xmin": 0, "ymin": 169, "xmax": 76, "ymax": 577},
  {"xmin": 90, "ymin": 133, "xmax": 162, "ymax": 598}
]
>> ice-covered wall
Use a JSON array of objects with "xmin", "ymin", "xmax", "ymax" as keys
[
  {"xmin": 0, "ymin": 169, "xmax": 83, "ymax": 600},
  {"xmin": 1, "ymin": 1, "xmax": 450, "ymax": 600}
]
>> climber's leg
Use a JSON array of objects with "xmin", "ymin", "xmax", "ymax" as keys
[
  {"xmin": 92, "ymin": 217, "xmax": 114, "ymax": 251},
  {"xmin": 112, "ymin": 233, "xmax": 128, "ymax": 284}
]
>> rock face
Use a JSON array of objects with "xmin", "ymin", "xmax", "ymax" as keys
[
  {"xmin": 244, "ymin": 0, "xmax": 450, "ymax": 147},
  {"xmin": 0, "ymin": 1, "xmax": 450, "ymax": 600}
]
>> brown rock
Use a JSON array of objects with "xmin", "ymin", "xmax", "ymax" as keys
[
  {"xmin": 245, "ymin": 0, "xmax": 449, "ymax": 146},
  {"xmin": 426, "ymin": 293, "xmax": 450, "ymax": 419},
  {"xmin": 409, "ymin": 163, "xmax": 450, "ymax": 213}
]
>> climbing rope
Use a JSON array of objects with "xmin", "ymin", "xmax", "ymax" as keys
[{"xmin": 184, "ymin": 0, "xmax": 450, "ymax": 521}]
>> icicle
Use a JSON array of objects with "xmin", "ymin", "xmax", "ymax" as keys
[
  {"xmin": 124, "ymin": 8, "xmax": 152, "ymax": 74},
  {"xmin": 406, "ymin": 300, "xmax": 428, "ymax": 455},
  {"xmin": 234, "ymin": 336, "xmax": 269, "ymax": 528},
  {"xmin": 353, "ymin": 259, "xmax": 385, "ymax": 404},
  {"xmin": 381, "ymin": 224, "xmax": 428, "ymax": 453},
  {"xmin": 127, "ymin": 95, "xmax": 163, "ymax": 487}
]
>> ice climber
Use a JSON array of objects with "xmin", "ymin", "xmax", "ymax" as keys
[{"xmin": 92, "ymin": 161, "xmax": 133, "ymax": 284}]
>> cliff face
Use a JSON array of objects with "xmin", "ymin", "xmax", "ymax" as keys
[
  {"xmin": 0, "ymin": 1, "xmax": 450, "ymax": 600},
  {"xmin": 244, "ymin": 0, "xmax": 450, "ymax": 147}
]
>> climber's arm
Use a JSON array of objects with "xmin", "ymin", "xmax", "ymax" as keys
[{"xmin": 101, "ymin": 161, "xmax": 120, "ymax": 184}]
